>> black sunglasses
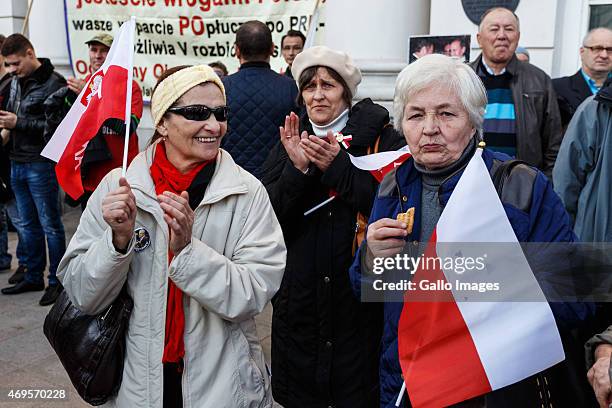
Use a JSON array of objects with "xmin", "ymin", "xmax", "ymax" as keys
[{"xmin": 167, "ymin": 105, "xmax": 229, "ymax": 122}]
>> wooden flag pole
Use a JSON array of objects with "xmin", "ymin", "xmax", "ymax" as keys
[{"xmin": 22, "ymin": 0, "xmax": 34, "ymax": 36}]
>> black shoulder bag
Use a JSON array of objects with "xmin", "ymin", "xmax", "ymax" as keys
[{"xmin": 43, "ymin": 286, "xmax": 133, "ymax": 406}]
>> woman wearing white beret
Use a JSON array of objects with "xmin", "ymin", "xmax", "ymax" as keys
[{"xmin": 262, "ymin": 46, "xmax": 404, "ymax": 407}]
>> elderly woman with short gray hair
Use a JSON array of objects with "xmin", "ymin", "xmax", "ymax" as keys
[{"xmin": 349, "ymin": 54, "xmax": 587, "ymax": 407}]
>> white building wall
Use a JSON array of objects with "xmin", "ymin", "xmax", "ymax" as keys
[
  {"xmin": 324, "ymin": 0, "xmax": 431, "ymax": 113},
  {"xmin": 430, "ymin": 0, "xmax": 559, "ymax": 75},
  {"xmin": 28, "ymin": 0, "xmax": 71, "ymax": 78},
  {"xmin": 0, "ymin": 0, "xmax": 26, "ymax": 37}
]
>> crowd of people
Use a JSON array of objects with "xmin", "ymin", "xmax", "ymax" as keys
[{"xmin": 0, "ymin": 5, "xmax": 611, "ymax": 408}]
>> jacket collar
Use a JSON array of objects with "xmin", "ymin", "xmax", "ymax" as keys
[
  {"xmin": 239, "ymin": 61, "xmax": 271, "ymax": 70},
  {"xmin": 21, "ymin": 58, "xmax": 55, "ymax": 85},
  {"xmin": 571, "ymin": 69, "xmax": 595, "ymax": 97},
  {"xmin": 595, "ymin": 81, "xmax": 612, "ymax": 108},
  {"xmin": 473, "ymin": 53, "xmax": 519, "ymax": 77},
  {"xmin": 126, "ymin": 143, "xmax": 249, "ymax": 213}
]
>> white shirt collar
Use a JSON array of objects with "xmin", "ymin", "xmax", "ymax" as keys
[{"xmin": 482, "ymin": 58, "xmax": 506, "ymax": 76}]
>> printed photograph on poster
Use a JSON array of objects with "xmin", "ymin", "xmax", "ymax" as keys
[{"xmin": 408, "ymin": 35, "xmax": 471, "ymax": 63}]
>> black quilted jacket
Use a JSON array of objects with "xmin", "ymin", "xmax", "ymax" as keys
[{"xmin": 221, "ymin": 61, "xmax": 298, "ymax": 179}]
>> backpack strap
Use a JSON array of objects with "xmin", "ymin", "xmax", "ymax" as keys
[{"xmin": 491, "ymin": 159, "xmax": 529, "ymax": 198}]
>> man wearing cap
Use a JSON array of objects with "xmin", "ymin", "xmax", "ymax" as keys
[
  {"xmin": 222, "ymin": 20, "xmax": 298, "ymax": 179},
  {"xmin": 553, "ymin": 27, "xmax": 612, "ymax": 129},
  {"xmin": 45, "ymin": 33, "xmax": 143, "ymax": 208}
]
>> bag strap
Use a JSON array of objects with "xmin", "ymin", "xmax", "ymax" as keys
[{"xmin": 491, "ymin": 159, "xmax": 529, "ymax": 197}]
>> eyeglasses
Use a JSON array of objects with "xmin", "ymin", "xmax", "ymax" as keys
[
  {"xmin": 584, "ymin": 45, "xmax": 612, "ymax": 54},
  {"xmin": 167, "ymin": 105, "xmax": 229, "ymax": 122}
]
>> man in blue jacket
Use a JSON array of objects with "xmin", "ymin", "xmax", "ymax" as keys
[{"xmin": 222, "ymin": 20, "xmax": 298, "ymax": 179}]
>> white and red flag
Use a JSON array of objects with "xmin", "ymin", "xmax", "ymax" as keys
[
  {"xmin": 304, "ymin": 147, "xmax": 411, "ymax": 216},
  {"xmin": 396, "ymin": 148, "xmax": 564, "ymax": 407},
  {"xmin": 348, "ymin": 146, "xmax": 411, "ymax": 182},
  {"xmin": 41, "ymin": 17, "xmax": 136, "ymax": 199}
]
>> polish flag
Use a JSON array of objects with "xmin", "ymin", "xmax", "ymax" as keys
[
  {"xmin": 396, "ymin": 148, "xmax": 564, "ymax": 407},
  {"xmin": 349, "ymin": 146, "xmax": 411, "ymax": 182},
  {"xmin": 41, "ymin": 17, "xmax": 136, "ymax": 199},
  {"xmin": 304, "ymin": 147, "xmax": 411, "ymax": 216}
]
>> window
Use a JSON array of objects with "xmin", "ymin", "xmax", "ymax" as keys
[{"xmin": 590, "ymin": 4, "xmax": 612, "ymax": 29}]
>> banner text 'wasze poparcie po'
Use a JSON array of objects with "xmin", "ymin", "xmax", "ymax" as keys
[{"xmin": 65, "ymin": 0, "xmax": 324, "ymax": 101}]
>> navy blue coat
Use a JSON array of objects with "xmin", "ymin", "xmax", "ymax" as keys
[
  {"xmin": 222, "ymin": 62, "xmax": 298, "ymax": 179},
  {"xmin": 349, "ymin": 148, "xmax": 594, "ymax": 407}
]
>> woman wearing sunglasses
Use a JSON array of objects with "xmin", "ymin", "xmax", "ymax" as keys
[
  {"xmin": 261, "ymin": 46, "xmax": 405, "ymax": 408},
  {"xmin": 58, "ymin": 65, "xmax": 286, "ymax": 408}
]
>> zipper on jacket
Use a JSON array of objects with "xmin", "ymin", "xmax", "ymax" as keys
[{"xmin": 181, "ymin": 357, "xmax": 188, "ymax": 408}]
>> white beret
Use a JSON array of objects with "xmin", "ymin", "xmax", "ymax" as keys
[{"xmin": 291, "ymin": 46, "xmax": 362, "ymax": 97}]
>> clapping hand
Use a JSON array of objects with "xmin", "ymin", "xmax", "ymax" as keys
[
  {"xmin": 157, "ymin": 191, "xmax": 194, "ymax": 255},
  {"xmin": 300, "ymin": 130, "xmax": 341, "ymax": 173},
  {"xmin": 280, "ymin": 112, "xmax": 310, "ymax": 173}
]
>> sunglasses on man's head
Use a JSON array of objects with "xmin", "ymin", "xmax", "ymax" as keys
[{"xmin": 167, "ymin": 105, "xmax": 229, "ymax": 122}]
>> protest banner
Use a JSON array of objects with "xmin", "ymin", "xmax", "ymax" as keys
[{"xmin": 64, "ymin": 0, "xmax": 326, "ymax": 101}]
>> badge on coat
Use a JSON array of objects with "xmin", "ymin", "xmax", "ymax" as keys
[{"xmin": 134, "ymin": 227, "xmax": 150, "ymax": 252}]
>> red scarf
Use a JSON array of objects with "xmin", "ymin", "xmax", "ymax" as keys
[{"xmin": 150, "ymin": 143, "xmax": 208, "ymax": 365}]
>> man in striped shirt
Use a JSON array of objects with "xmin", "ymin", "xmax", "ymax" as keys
[{"xmin": 469, "ymin": 7, "xmax": 562, "ymax": 178}]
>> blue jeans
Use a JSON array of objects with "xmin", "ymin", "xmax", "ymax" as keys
[
  {"xmin": 10, "ymin": 162, "xmax": 66, "ymax": 286},
  {"xmin": 0, "ymin": 199, "xmax": 26, "ymax": 268}
]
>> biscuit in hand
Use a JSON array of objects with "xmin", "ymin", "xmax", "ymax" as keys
[{"xmin": 396, "ymin": 207, "xmax": 415, "ymax": 234}]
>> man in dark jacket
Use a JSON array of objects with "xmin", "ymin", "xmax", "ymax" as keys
[
  {"xmin": 554, "ymin": 81, "xmax": 612, "ymax": 242},
  {"xmin": 0, "ymin": 34, "xmax": 27, "ymax": 284},
  {"xmin": 0, "ymin": 34, "xmax": 66, "ymax": 306},
  {"xmin": 553, "ymin": 27, "xmax": 612, "ymax": 128},
  {"xmin": 280, "ymin": 29, "xmax": 305, "ymax": 79},
  {"xmin": 222, "ymin": 20, "xmax": 298, "ymax": 179},
  {"xmin": 469, "ymin": 7, "xmax": 562, "ymax": 178}
]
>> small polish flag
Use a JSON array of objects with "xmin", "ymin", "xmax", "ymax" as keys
[
  {"xmin": 41, "ymin": 17, "xmax": 136, "ymax": 199},
  {"xmin": 396, "ymin": 148, "xmax": 564, "ymax": 407},
  {"xmin": 349, "ymin": 146, "xmax": 411, "ymax": 182},
  {"xmin": 303, "ymin": 147, "xmax": 411, "ymax": 216}
]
